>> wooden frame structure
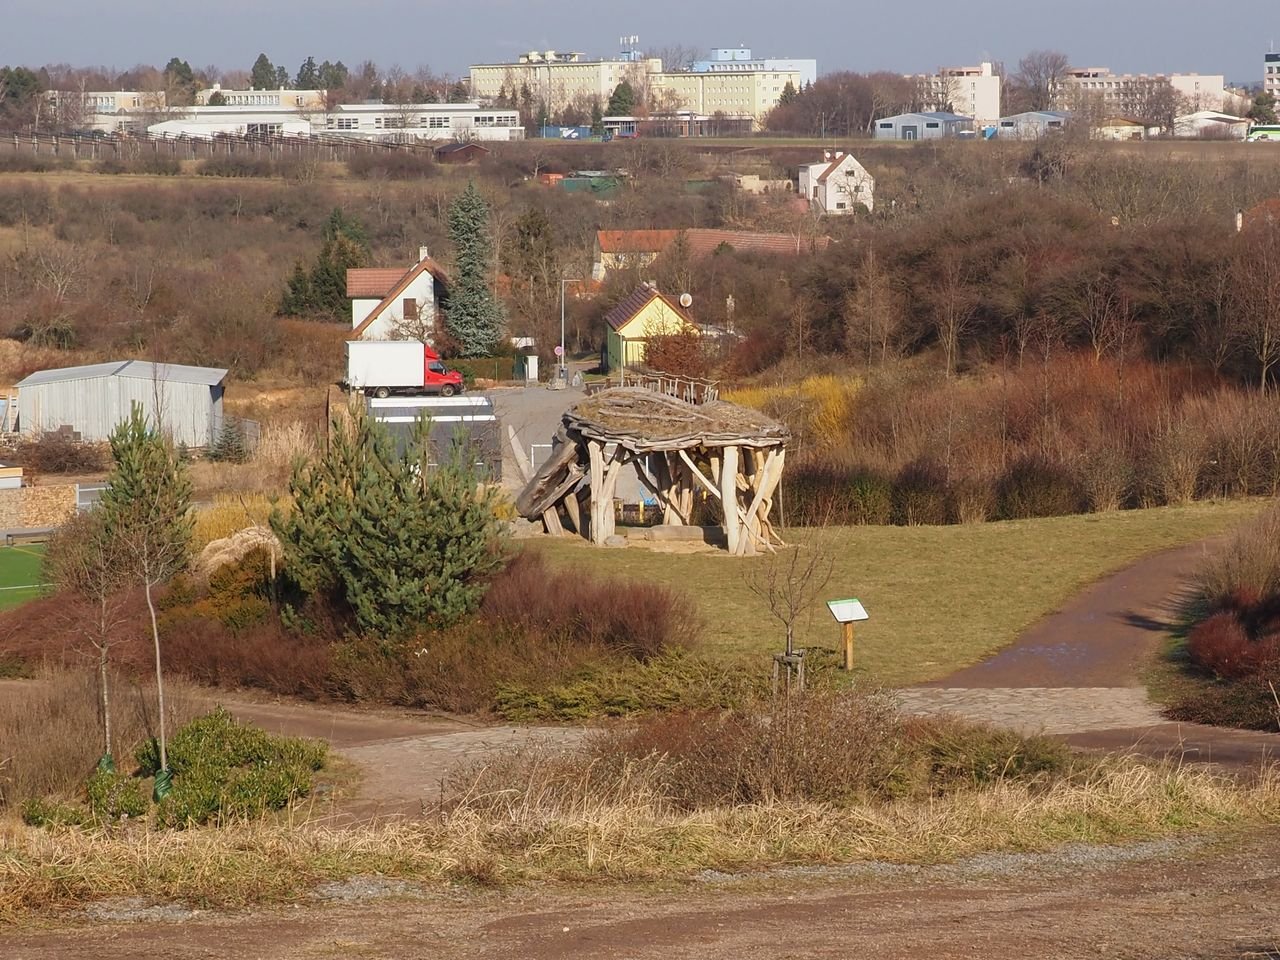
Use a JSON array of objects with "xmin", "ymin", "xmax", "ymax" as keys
[{"xmin": 516, "ymin": 388, "xmax": 790, "ymax": 556}]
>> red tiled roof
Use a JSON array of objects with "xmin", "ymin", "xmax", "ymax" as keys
[
  {"xmin": 604, "ymin": 285, "xmax": 695, "ymax": 333},
  {"xmin": 815, "ymin": 158, "xmax": 845, "ymax": 184},
  {"xmin": 347, "ymin": 268, "xmax": 411, "ymax": 298},
  {"xmin": 597, "ymin": 230, "xmax": 682, "ymax": 254},
  {"xmin": 350, "ymin": 257, "xmax": 450, "ymax": 340},
  {"xmin": 597, "ymin": 229, "xmax": 831, "ymax": 262}
]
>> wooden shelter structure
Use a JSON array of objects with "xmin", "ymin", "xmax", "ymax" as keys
[{"xmin": 516, "ymin": 388, "xmax": 790, "ymax": 555}]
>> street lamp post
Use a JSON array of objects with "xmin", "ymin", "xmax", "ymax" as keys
[{"xmin": 559, "ymin": 277, "xmax": 581, "ymax": 381}]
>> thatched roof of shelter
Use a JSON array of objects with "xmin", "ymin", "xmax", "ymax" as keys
[{"xmin": 565, "ymin": 388, "xmax": 789, "ymax": 451}]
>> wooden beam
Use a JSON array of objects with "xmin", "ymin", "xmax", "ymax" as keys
[
  {"xmin": 721, "ymin": 444, "xmax": 740, "ymax": 555},
  {"xmin": 678, "ymin": 449, "xmax": 720, "ymax": 500},
  {"xmin": 507, "ymin": 425, "xmax": 534, "ymax": 483},
  {"xmin": 588, "ymin": 440, "xmax": 605, "ymax": 545}
]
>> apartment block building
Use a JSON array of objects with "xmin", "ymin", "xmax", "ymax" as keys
[
  {"xmin": 44, "ymin": 90, "xmax": 166, "ymax": 132},
  {"xmin": 1062, "ymin": 68, "xmax": 1228, "ymax": 113},
  {"xmin": 910, "ymin": 62, "xmax": 1002, "ymax": 128},
  {"xmin": 1266, "ymin": 52, "xmax": 1280, "ymax": 98},
  {"xmin": 148, "ymin": 102, "xmax": 523, "ymax": 141},
  {"xmin": 469, "ymin": 44, "xmax": 807, "ymax": 128}
]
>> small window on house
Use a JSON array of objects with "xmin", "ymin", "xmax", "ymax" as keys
[
  {"xmin": 403, "ymin": 299, "xmax": 418, "ymax": 321},
  {"xmin": 836, "ymin": 201, "xmax": 847, "ymax": 209},
  {"xmin": 878, "ymin": 122, "xmax": 892, "ymax": 129},
  {"xmin": 926, "ymin": 121, "xmax": 940, "ymax": 128}
]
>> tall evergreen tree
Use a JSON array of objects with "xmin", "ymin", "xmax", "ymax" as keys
[
  {"xmin": 318, "ymin": 60, "xmax": 349, "ymax": 90},
  {"xmin": 446, "ymin": 182, "xmax": 504, "ymax": 356},
  {"xmin": 607, "ymin": 80, "xmax": 637, "ymax": 115},
  {"xmin": 295, "ymin": 56, "xmax": 320, "ymax": 89},
  {"xmin": 249, "ymin": 53, "xmax": 276, "ymax": 89},
  {"xmin": 279, "ymin": 209, "xmax": 371, "ymax": 320}
]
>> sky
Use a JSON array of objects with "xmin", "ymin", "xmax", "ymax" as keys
[{"xmin": 2, "ymin": 0, "xmax": 1274, "ymax": 85}]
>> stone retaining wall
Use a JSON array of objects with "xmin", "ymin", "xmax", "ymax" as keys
[{"xmin": 0, "ymin": 484, "xmax": 77, "ymax": 529}]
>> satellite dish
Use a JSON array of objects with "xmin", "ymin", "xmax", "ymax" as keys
[{"xmin": 679, "ymin": 293, "xmax": 693, "ymax": 308}]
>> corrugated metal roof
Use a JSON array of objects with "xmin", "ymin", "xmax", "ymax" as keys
[
  {"xmin": 115, "ymin": 361, "xmax": 227, "ymax": 386},
  {"xmin": 16, "ymin": 360, "xmax": 226, "ymax": 388},
  {"xmin": 16, "ymin": 362, "xmax": 129, "ymax": 387}
]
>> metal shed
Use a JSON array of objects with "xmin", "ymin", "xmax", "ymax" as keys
[
  {"xmin": 16, "ymin": 360, "xmax": 228, "ymax": 448},
  {"xmin": 873, "ymin": 112, "xmax": 974, "ymax": 140}
]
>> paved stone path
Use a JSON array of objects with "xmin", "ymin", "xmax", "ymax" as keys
[{"xmin": 896, "ymin": 537, "xmax": 1280, "ymax": 766}]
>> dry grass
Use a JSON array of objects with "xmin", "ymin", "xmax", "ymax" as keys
[
  {"xmin": 536, "ymin": 499, "xmax": 1265, "ymax": 686},
  {"xmin": 0, "ymin": 670, "xmax": 211, "ymax": 808},
  {"xmin": 189, "ymin": 420, "xmax": 319, "ymax": 499},
  {"xmin": 725, "ymin": 375, "xmax": 860, "ymax": 452},
  {"xmin": 1, "ymin": 756, "xmax": 1275, "ymax": 920},
  {"xmin": 192, "ymin": 494, "xmax": 279, "ymax": 550}
]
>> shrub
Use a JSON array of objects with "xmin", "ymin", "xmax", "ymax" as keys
[
  {"xmin": 99, "ymin": 154, "xmax": 181, "ymax": 176},
  {"xmin": 1076, "ymin": 445, "xmax": 1133, "ymax": 512},
  {"xmin": 847, "ymin": 470, "xmax": 894, "ymax": 525},
  {"xmin": 346, "ymin": 150, "xmax": 437, "ymax": 180},
  {"xmin": 20, "ymin": 797, "xmax": 89, "ymax": 828},
  {"xmin": 1196, "ymin": 504, "xmax": 1280, "ymax": 612},
  {"xmin": 12, "ymin": 432, "xmax": 108, "ymax": 474},
  {"xmin": 1166, "ymin": 676, "xmax": 1280, "ymax": 731},
  {"xmin": 198, "ymin": 155, "xmax": 279, "ymax": 178},
  {"xmin": 482, "ymin": 550, "xmax": 700, "ymax": 660},
  {"xmin": 996, "ymin": 455, "xmax": 1084, "ymax": 520},
  {"xmin": 85, "ymin": 769, "xmax": 148, "ymax": 821},
  {"xmin": 207, "ymin": 420, "xmax": 249, "ymax": 463},
  {"xmin": 448, "ymin": 688, "xmax": 1073, "ymax": 813},
  {"xmin": 893, "ymin": 458, "xmax": 949, "ymax": 526},
  {"xmin": 137, "ymin": 707, "xmax": 327, "ymax": 827},
  {"xmin": 1186, "ymin": 612, "xmax": 1257, "ymax": 679}
]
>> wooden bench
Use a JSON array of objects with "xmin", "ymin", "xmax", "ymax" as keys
[{"xmin": 3, "ymin": 527, "xmax": 54, "ymax": 546}]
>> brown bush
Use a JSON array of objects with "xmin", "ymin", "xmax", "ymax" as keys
[
  {"xmin": 11, "ymin": 432, "xmax": 108, "ymax": 474},
  {"xmin": 1185, "ymin": 612, "xmax": 1267, "ymax": 680},
  {"xmin": 482, "ymin": 550, "xmax": 701, "ymax": 660},
  {"xmin": 447, "ymin": 688, "xmax": 1071, "ymax": 814}
]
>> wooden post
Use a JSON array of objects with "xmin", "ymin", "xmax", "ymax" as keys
[
  {"xmin": 588, "ymin": 440, "xmax": 605, "ymax": 545},
  {"xmin": 720, "ymin": 445, "xmax": 740, "ymax": 555},
  {"xmin": 842, "ymin": 622, "xmax": 855, "ymax": 671}
]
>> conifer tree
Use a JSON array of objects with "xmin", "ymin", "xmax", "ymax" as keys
[
  {"xmin": 271, "ymin": 411, "xmax": 505, "ymax": 637},
  {"xmin": 99, "ymin": 405, "xmax": 193, "ymax": 784},
  {"xmin": 445, "ymin": 182, "xmax": 504, "ymax": 356},
  {"xmin": 279, "ymin": 208, "xmax": 370, "ymax": 320},
  {"xmin": 607, "ymin": 80, "xmax": 637, "ymax": 116}
]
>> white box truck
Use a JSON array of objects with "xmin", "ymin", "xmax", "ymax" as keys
[{"xmin": 346, "ymin": 341, "xmax": 463, "ymax": 398}]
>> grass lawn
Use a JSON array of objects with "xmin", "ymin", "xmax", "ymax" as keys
[
  {"xmin": 534, "ymin": 500, "xmax": 1266, "ymax": 687},
  {"xmin": 0, "ymin": 544, "xmax": 48, "ymax": 611}
]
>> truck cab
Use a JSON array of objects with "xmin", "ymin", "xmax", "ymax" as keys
[{"xmin": 423, "ymin": 358, "xmax": 465, "ymax": 398}]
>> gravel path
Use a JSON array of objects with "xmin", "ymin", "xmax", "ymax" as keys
[{"xmin": 900, "ymin": 537, "xmax": 1280, "ymax": 765}]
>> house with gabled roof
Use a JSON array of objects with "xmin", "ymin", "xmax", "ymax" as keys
[
  {"xmin": 604, "ymin": 284, "xmax": 699, "ymax": 372},
  {"xmin": 798, "ymin": 151, "xmax": 875, "ymax": 214},
  {"xmin": 346, "ymin": 246, "xmax": 449, "ymax": 341}
]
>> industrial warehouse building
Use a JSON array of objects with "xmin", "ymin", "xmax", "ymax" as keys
[{"xmin": 15, "ymin": 360, "xmax": 228, "ymax": 448}]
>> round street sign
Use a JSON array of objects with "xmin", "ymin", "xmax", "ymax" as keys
[{"xmin": 554, "ymin": 345, "xmax": 565, "ymax": 356}]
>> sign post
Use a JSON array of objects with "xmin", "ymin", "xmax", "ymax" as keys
[{"xmin": 826, "ymin": 598, "xmax": 869, "ymax": 672}]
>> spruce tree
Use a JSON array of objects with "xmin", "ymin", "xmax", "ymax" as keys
[
  {"xmin": 446, "ymin": 182, "xmax": 504, "ymax": 356},
  {"xmin": 278, "ymin": 208, "xmax": 370, "ymax": 320},
  {"xmin": 271, "ymin": 411, "xmax": 505, "ymax": 638},
  {"xmin": 607, "ymin": 80, "xmax": 636, "ymax": 116}
]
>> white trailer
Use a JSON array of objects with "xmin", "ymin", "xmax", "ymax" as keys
[{"xmin": 347, "ymin": 341, "xmax": 425, "ymax": 390}]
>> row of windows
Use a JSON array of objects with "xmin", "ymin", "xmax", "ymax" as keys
[{"xmin": 328, "ymin": 113, "xmax": 519, "ymax": 130}]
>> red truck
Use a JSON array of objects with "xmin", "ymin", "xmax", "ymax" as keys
[{"xmin": 345, "ymin": 341, "xmax": 464, "ymax": 398}]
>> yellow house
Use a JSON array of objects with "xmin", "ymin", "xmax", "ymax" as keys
[{"xmin": 604, "ymin": 286, "xmax": 697, "ymax": 372}]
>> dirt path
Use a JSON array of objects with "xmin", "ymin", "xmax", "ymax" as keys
[
  {"xmin": 10, "ymin": 830, "xmax": 1280, "ymax": 959},
  {"xmin": 219, "ymin": 694, "xmax": 583, "ymax": 819},
  {"xmin": 898, "ymin": 538, "xmax": 1280, "ymax": 766}
]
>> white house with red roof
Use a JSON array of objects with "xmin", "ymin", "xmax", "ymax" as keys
[
  {"xmin": 345, "ymin": 247, "xmax": 449, "ymax": 341},
  {"xmin": 798, "ymin": 151, "xmax": 875, "ymax": 215}
]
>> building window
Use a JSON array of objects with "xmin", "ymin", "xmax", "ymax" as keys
[{"xmin": 335, "ymin": 117, "xmax": 359, "ymax": 130}]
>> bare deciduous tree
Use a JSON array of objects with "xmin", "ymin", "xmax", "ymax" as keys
[
  {"xmin": 743, "ymin": 532, "xmax": 835, "ymax": 660},
  {"xmin": 1010, "ymin": 49, "xmax": 1071, "ymax": 113}
]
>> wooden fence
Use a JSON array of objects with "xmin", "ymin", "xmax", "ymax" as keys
[{"xmin": 587, "ymin": 369, "xmax": 720, "ymax": 405}]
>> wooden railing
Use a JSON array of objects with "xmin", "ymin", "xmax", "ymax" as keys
[{"xmin": 588, "ymin": 369, "xmax": 720, "ymax": 405}]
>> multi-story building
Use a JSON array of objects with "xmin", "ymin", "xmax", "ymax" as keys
[
  {"xmin": 469, "ymin": 43, "xmax": 808, "ymax": 128},
  {"xmin": 194, "ymin": 85, "xmax": 328, "ymax": 109},
  {"xmin": 1266, "ymin": 52, "xmax": 1280, "ymax": 99},
  {"xmin": 44, "ymin": 90, "xmax": 167, "ymax": 132},
  {"xmin": 147, "ymin": 102, "xmax": 524, "ymax": 141},
  {"xmin": 910, "ymin": 62, "xmax": 1001, "ymax": 128},
  {"xmin": 690, "ymin": 48, "xmax": 817, "ymax": 88},
  {"xmin": 1061, "ymin": 68, "xmax": 1228, "ymax": 113}
]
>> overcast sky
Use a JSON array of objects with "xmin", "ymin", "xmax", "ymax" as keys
[{"xmin": 3, "ymin": 0, "xmax": 1273, "ymax": 84}]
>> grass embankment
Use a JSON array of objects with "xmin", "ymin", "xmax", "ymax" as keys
[
  {"xmin": 537, "ymin": 500, "xmax": 1264, "ymax": 686},
  {"xmin": 2, "ymin": 758, "xmax": 1275, "ymax": 920}
]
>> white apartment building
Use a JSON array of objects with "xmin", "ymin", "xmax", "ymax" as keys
[
  {"xmin": 911, "ymin": 62, "xmax": 1002, "ymax": 128},
  {"xmin": 148, "ymin": 102, "xmax": 523, "ymax": 141},
  {"xmin": 44, "ymin": 90, "xmax": 167, "ymax": 132},
  {"xmin": 1266, "ymin": 52, "xmax": 1280, "ymax": 99},
  {"xmin": 1062, "ymin": 68, "xmax": 1228, "ymax": 113},
  {"xmin": 195, "ymin": 85, "xmax": 328, "ymax": 109},
  {"xmin": 469, "ymin": 46, "xmax": 805, "ymax": 128}
]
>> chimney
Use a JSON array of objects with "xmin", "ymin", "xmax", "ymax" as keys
[
  {"xmin": 419, "ymin": 245, "xmax": 431, "ymax": 262},
  {"xmin": 835, "ymin": 150, "xmax": 844, "ymax": 159}
]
